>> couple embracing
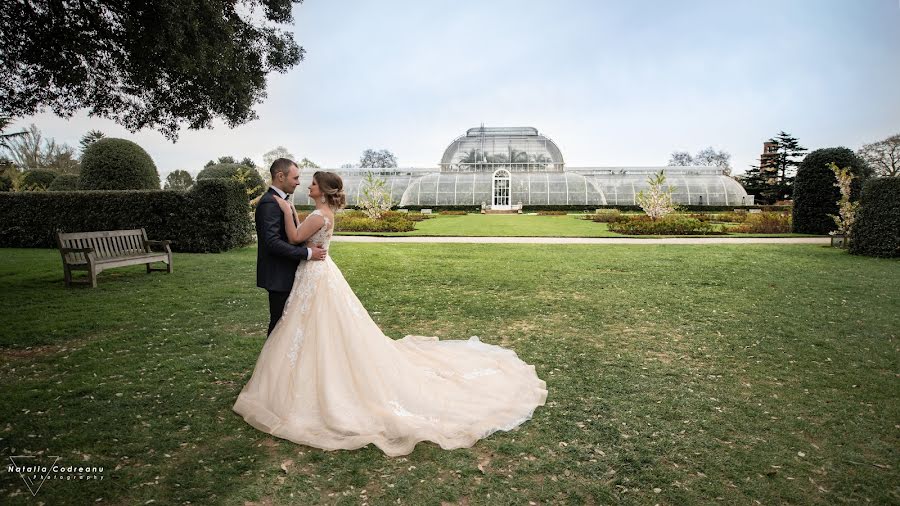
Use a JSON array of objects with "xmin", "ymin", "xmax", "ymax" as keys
[{"xmin": 232, "ymin": 158, "xmax": 548, "ymax": 457}]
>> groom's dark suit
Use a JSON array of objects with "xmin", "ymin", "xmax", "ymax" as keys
[{"xmin": 256, "ymin": 187, "xmax": 310, "ymax": 336}]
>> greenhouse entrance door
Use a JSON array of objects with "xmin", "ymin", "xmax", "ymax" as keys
[{"xmin": 492, "ymin": 169, "xmax": 511, "ymax": 210}]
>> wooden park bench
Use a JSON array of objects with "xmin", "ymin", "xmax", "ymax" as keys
[{"xmin": 56, "ymin": 228, "xmax": 173, "ymax": 288}]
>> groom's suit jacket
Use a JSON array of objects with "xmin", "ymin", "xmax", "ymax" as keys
[{"xmin": 256, "ymin": 187, "xmax": 310, "ymax": 292}]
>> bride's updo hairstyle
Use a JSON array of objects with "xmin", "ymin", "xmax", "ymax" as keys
[{"xmin": 313, "ymin": 171, "xmax": 347, "ymax": 210}]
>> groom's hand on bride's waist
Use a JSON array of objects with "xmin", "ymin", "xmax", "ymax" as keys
[{"xmin": 310, "ymin": 244, "xmax": 327, "ymax": 261}]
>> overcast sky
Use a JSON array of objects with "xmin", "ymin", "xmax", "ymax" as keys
[{"xmin": 10, "ymin": 0, "xmax": 900, "ymax": 179}]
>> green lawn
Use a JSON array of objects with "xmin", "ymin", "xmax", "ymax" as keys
[
  {"xmin": 1, "ymin": 244, "xmax": 897, "ymax": 504},
  {"xmin": 336, "ymin": 213, "xmax": 822, "ymax": 238}
]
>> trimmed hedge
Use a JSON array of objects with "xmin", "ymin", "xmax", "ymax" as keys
[
  {"xmin": 197, "ymin": 163, "xmax": 265, "ymax": 200},
  {"xmin": 80, "ymin": 138, "xmax": 160, "ymax": 190},
  {"xmin": 583, "ymin": 210, "xmax": 626, "ymax": 223},
  {"xmin": 48, "ymin": 174, "xmax": 80, "ymax": 191},
  {"xmin": 607, "ymin": 215, "xmax": 722, "ymax": 235},
  {"xmin": 729, "ymin": 212, "xmax": 792, "ymax": 234},
  {"xmin": 336, "ymin": 216, "xmax": 416, "ymax": 233},
  {"xmin": 0, "ymin": 179, "xmax": 252, "ymax": 253},
  {"xmin": 296, "ymin": 209, "xmax": 420, "ymax": 232},
  {"xmin": 849, "ymin": 177, "xmax": 900, "ymax": 258},
  {"xmin": 22, "ymin": 169, "xmax": 59, "ymax": 190},
  {"xmin": 793, "ymin": 147, "xmax": 873, "ymax": 234}
]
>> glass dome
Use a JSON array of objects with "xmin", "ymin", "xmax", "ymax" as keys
[
  {"xmin": 291, "ymin": 127, "xmax": 753, "ymax": 208},
  {"xmin": 398, "ymin": 170, "xmax": 606, "ymax": 207},
  {"xmin": 439, "ymin": 126, "xmax": 565, "ymax": 172}
]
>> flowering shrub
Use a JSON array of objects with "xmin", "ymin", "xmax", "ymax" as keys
[
  {"xmin": 636, "ymin": 170, "xmax": 676, "ymax": 220},
  {"xmin": 825, "ymin": 162, "xmax": 860, "ymax": 237},
  {"xmin": 358, "ymin": 171, "xmax": 393, "ymax": 219}
]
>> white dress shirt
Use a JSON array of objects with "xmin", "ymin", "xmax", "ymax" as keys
[{"xmin": 269, "ymin": 186, "xmax": 312, "ymax": 261}]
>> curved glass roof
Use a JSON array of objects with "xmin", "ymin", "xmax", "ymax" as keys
[
  {"xmin": 570, "ymin": 167, "xmax": 752, "ymax": 206},
  {"xmin": 398, "ymin": 171, "xmax": 606, "ymax": 207},
  {"xmin": 296, "ymin": 168, "xmax": 752, "ymax": 207},
  {"xmin": 439, "ymin": 126, "xmax": 564, "ymax": 172}
]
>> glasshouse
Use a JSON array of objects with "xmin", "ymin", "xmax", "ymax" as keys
[{"xmin": 298, "ymin": 126, "xmax": 753, "ymax": 208}]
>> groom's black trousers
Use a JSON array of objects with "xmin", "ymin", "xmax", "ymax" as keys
[{"xmin": 267, "ymin": 290, "xmax": 291, "ymax": 337}]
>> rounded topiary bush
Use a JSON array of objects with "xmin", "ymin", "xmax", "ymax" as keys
[
  {"xmin": 792, "ymin": 147, "xmax": 872, "ymax": 234},
  {"xmin": 80, "ymin": 138, "xmax": 160, "ymax": 190},
  {"xmin": 197, "ymin": 162, "xmax": 265, "ymax": 200},
  {"xmin": 848, "ymin": 177, "xmax": 900, "ymax": 258},
  {"xmin": 21, "ymin": 169, "xmax": 59, "ymax": 190},
  {"xmin": 48, "ymin": 173, "xmax": 80, "ymax": 191}
]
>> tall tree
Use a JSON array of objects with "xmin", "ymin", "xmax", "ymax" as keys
[
  {"xmin": 743, "ymin": 131, "xmax": 806, "ymax": 203},
  {"xmin": 0, "ymin": 1, "xmax": 305, "ymax": 141},
  {"xmin": 667, "ymin": 151, "xmax": 694, "ymax": 166},
  {"xmin": 857, "ymin": 133, "xmax": 899, "ymax": 177},
  {"xmin": 79, "ymin": 130, "xmax": 105, "ymax": 153},
  {"xmin": 4, "ymin": 124, "xmax": 80, "ymax": 173},
  {"xmin": 4, "ymin": 124, "xmax": 45, "ymax": 169},
  {"xmin": 667, "ymin": 147, "xmax": 732, "ymax": 176},
  {"xmin": 360, "ymin": 149, "xmax": 398, "ymax": 168},
  {"xmin": 297, "ymin": 158, "xmax": 320, "ymax": 169},
  {"xmin": 263, "ymin": 146, "xmax": 296, "ymax": 169},
  {"xmin": 693, "ymin": 147, "xmax": 732, "ymax": 176},
  {"xmin": 164, "ymin": 169, "xmax": 194, "ymax": 190},
  {"xmin": 0, "ymin": 116, "xmax": 27, "ymax": 151},
  {"xmin": 764, "ymin": 131, "xmax": 806, "ymax": 185}
]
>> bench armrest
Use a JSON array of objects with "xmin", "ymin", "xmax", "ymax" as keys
[{"xmin": 145, "ymin": 239, "xmax": 172, "ymax": 252}]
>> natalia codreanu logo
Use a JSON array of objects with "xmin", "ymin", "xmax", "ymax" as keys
[{"xmin": 7, "ymin": 456, "xmax": 105, "ymax": 497}]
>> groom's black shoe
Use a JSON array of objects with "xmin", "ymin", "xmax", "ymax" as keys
[{"xmin": 267, "ymin": 290, "xmax": 291, "ymax": 336}]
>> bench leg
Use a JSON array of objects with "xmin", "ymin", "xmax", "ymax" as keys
[
  {"xmin": 90, "ymin": 267, "xmax": 98, "ymax": 288},
  {"xmin": 146, "ymin": 260, "xmax": 172, "ymax": 273}
]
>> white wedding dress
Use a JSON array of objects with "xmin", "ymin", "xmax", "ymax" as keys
[{"xmin": 233, "ymin": 209, "xmax": 548, "ymax": 457}]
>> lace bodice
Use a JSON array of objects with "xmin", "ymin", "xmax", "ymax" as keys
[{"xmin": 304, "ymin": 209, "xmax": 333, "ymax": 249}]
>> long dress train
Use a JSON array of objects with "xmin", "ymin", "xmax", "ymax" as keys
[{"xmin": 232, "ymin": 209, "xmax": 549, "ymax": 457}]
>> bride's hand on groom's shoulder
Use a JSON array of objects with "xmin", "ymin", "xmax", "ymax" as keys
[{"xmin": 276, "ymin": 198, "xmax": 291, "ymax": 212}]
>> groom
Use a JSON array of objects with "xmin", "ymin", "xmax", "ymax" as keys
[{"xmin": 257, "ymin": 158, "xmax": 328, "ymax": 336}]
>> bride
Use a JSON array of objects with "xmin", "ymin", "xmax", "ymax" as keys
[{"xmin": 232, "ymin": 170, "xmax": 548, "ymax": 457}]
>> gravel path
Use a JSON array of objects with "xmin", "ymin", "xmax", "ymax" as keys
[{"xmin": 332, "ymin": 236, "xmax": 830, "ymax": 245}]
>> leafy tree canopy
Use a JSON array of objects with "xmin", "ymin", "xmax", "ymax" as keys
[
  {"xmin": 0, "ymin": 1, "xmax": 305, "ymax": 141},
  {"xmin": 360, "ymin": 149, "xmax": 398, "ymax": 168}
]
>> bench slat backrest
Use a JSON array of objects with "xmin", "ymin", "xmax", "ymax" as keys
[{"xmin": 58, "ymin": 229, "xmax": 149, "ymax": 263}]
